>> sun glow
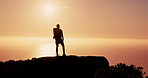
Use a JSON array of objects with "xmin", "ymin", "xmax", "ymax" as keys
[
  {"xmin": 37, "ymin": 44, "xmax": 56, "ymax": 57},
  {"xmin": 43, "ymin": 4, "xmax": 56, "ymax": 15}
]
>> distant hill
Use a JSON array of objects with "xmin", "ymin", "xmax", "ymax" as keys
[{"xmin": 0, "ymin": 56, "xmax": 109, "ymax": 78}]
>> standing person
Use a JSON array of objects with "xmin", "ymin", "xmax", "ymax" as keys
[{"xmin": 53, "ymin": 24, "xmax": 66, "ymax": 56}]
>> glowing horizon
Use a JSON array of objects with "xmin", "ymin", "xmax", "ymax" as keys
[{"xmin": 0, "ymin": 36, "xmax": 148, "ymax": 60}]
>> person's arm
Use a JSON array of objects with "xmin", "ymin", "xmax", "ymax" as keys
[
  {"xmin": 61, "ymin": 30, "xmax": 64, "ymax": 41},
  {"xmin": 53, "ymin": 28, "xmax": 55, "ymax": 39}
]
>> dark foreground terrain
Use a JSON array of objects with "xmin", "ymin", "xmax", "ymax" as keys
[{"xmin": 0, "ymin": 56, "xmax": 109, "ymax": 78}]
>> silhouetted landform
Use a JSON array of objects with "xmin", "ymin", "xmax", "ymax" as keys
[
  {"xmin": 0, "ymin": 56, "xmax": 109, "ymax": 78},
  {"xmin": 95, "ymin": 63, "xmax": 147, "ymax": 78}
]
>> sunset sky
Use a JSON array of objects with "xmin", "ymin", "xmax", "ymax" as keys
[
  {"xmin": 0, "ymin": 0, "xmax": 148, "ymax": 75},
  {"xmin": 0, "ymin": 0, "xmax": 148, "ymax": 38}
]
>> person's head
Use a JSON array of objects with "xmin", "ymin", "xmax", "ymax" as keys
[{"xmin": 56, "ymin": 24, "xmax": 60, "ymax": 29}]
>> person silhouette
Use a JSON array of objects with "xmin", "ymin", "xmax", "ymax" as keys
[{"xmin": 53, "ymin": 24, "xmax": 66, "ymax": 56}]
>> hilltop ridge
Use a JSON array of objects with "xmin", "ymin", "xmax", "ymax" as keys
[{"xmin": 0, "ymin": 55, "xmax": 109, "ymax": 78}]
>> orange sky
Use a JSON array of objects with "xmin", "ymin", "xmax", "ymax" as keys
[{"xmin": 0, "ymin": 0, "xmax": 148, "ymax": 38}]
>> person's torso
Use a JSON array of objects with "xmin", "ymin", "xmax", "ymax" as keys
[{"xmin": 54, "ymin": 28, "xmax": 62, "ymax": 39}]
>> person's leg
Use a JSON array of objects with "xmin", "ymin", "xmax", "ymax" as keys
[
  {"xmin": 56, "ymin": 43, "xmax": 59, "ymax": 56},
  {"xmin": 61, "ymin": 41, "xmax": 66, "ymax": 56}
]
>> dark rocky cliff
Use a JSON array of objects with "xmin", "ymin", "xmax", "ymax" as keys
[{"xmin": 0, "ymin": 56, "xmax": 109, "ymax": 78}]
